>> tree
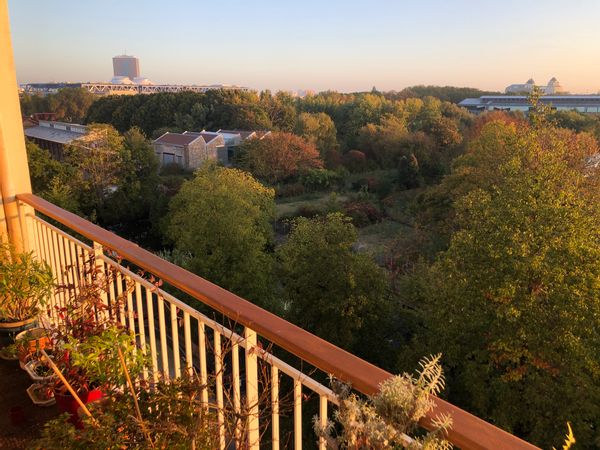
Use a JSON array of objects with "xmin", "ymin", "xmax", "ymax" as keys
[
  {"xmin": 238, "ymin": 132, "xmax": 322, "ymax": 184},
  {"xmin": 101, "ymin": 128, "xmax": 162, "ymax": 242},
  {"xmin": 277, "ymin": 213, "xmax": 390, "ymax": 353},
  {"xmin": 357, "ymin": 114, "xmax": 408, "ymax": 167},
  {"xmin": 415, "ymin": 123, "xmax": 600, "ymax": 447},
  {"xmin": 48, "ymin": 88, "xmax": 96, "ymax": 123},
  {"xmin": 295, "ymin": 112, "xmax": 339, "ymax": 167},
  {"xmin": 20, "ymin": 87, "xmax": 95, "ymax": 122},
  {"xmin": 167, "ymin": 165, "xmax": 275, "ymax": 307},
  {"xmin": 25, "ymin": 141, "xmax": 66, "ymax": 193},
  {"xmin": 63, "ymin": 123, "xmax": 125, "ymax": 219}
]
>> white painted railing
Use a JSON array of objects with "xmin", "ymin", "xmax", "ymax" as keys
[{"xmin": 25, "ymin": 210, "xmax": 334, "ymax": 450}]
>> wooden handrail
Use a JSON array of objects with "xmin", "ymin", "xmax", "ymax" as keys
[{"xmin": 17, "ymin": 193, "xmax": 539, "ymax": 450}]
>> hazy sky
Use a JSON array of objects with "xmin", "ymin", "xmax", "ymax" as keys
[{"xmin": 8, "ymin": 0, "xmax": 600, "ymax": 93}]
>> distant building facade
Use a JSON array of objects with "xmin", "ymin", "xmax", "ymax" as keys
[
  {"xmin": 458, "ymin": 95, "xmax": 600, "ymax": 114},
  {"xmin": 152, "ymin": 129, "xmax": 271, "ymax": 169},
  {"xmin": 24, "ymin": 120, "xmax": 88, "ymax": 160},
  {"xmin": 112, "ymin": 55, "xmax": 140, "ymax": 80},
  {"xmin": 21, "ymin": 55, "xmax": 250, "ymax": 96},
  {"xmin": 505, "ymin": 77, "xmax": 566, "ymax": 95}
]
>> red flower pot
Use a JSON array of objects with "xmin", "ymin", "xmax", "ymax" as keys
[{"xmin": 55, "ymin": 388, "xmax": 103, "ymax": 428}]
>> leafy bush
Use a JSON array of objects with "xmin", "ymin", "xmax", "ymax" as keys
[
  {"xmin": 276, "ymin": 182, "xmax": 306, "ymax": 198},
  {"xmin": 343, "ymin": 150, "xmax": 369, "ymax": 173},
  {"xmin": 343, "ymin": 200, "xmax": 385, "ymax": 227},
  {"xmin": 0, "ymin": 243, "xmax": 53, "ymax": 322},
  {"xmin": 34, "ymin": 375, "xmax": 221, "ymax": 450},
  {"xmin": 300, "ymin": 168, "xmax": 343, "ymax": 192}
]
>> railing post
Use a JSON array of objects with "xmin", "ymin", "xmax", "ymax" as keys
[
  {"xmin": 245, "ymin": 327, "xmax": 260, "ymax": 449},
  {"xmin": 0, "ymin": 0, "xmax": 34, "ymax": 252},
  {"xmin": 93, "ymin": 241, "xmax": 109, "ymax": 319}
]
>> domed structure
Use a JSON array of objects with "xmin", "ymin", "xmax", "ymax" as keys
[
  {"xmin": 526, "ymin": 78, "xmax": 535, "ymax": 85},
  {"xmin": 546, "ymin": 77, "xmax": 565, "ymax": 94}
]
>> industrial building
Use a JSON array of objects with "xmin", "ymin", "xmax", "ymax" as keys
[{"xmin": 458, "ymin": 95, "xmax": 600, "ymax": 114}]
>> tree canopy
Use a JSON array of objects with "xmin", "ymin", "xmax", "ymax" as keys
[
  {"xmin": 413, "ymin": 121, "xmax": 600, "ymax": 447},
  {"xmin": 167, "ymin": 165, "xmax": 276, "ymax": 307},
  {"xmin": 277, "ymin": 213, "xmax": 390, "ymax": 355},
  {"xmin": 237, "ymin": 132, "xmax": 323, "ymax": 184}
]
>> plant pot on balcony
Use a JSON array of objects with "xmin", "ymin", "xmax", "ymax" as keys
[
  {"xmin": 25, "ymin": 359, "xmax": 56, "ymax": 383},
  {"xmin": 0, "ymin": 342, "xmax": 19, "ymax": 361},
  {"xmin": 55, "ymin": 387, "xmax": 103, "ymax": 428},
  {"xmin": 27, "ymin": 383, "xmax": 56, "ymax": 407},
  {"xmin": 15, "ymin": 327, "xmax": 51, "ymax": 368},
  {"xmin": 0, "ymin": 242, "xmax": 54, "ymax": 347},
  {"xmin": 0, "ymin": 317, "xmax": 38, "ymax": 347}
]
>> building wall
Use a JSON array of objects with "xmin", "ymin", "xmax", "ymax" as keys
[
  {"xmin": 153, "ymin": 143, "xmax": 185, "ymax": 167},
  {"xmin": 112, "ymin": 56, "xmax": 140, "ymax": 79},
  {"xmin": 187, "ymin": 136, "xmax": 226, "ymax": 169},
  {"xmin": 187, "ymin": 139, "xmax": 207, "ymax": 169}
]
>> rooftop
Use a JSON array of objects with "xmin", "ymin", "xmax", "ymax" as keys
[{"xmin": 153, "ymin": 132, "xmax": 202, "ymax": 146}]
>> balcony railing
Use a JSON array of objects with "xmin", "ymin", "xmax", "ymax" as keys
[{"xmin": 14, "ymin": 193, "xmax": 539, "ymax": 450}]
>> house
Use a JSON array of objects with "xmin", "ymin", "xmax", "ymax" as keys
[
  {"xmin": 152, "ymin": 131, "xmax": 225, "ymax": 169},
  {"xmin": 153, "ymin": 129, "xmax": 272, "ymax": 169},
  {"xmin": 24, "ymin": 119, "xmax": 88, "ymax": 160}
]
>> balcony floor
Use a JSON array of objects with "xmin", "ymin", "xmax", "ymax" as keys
[{"xmin": 0, "ymin": 358, "xmax": 59, "ymax": 449}]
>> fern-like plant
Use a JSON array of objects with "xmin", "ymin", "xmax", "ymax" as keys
[{"xmin": 314, "ymin": 354, "xmax": 452, "ymax": 450}]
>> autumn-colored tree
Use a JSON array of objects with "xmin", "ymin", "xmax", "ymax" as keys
[{"xmin": 238, "ymin": 132, "xmax": 322, "ymax": 184}]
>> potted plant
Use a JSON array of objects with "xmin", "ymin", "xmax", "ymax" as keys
[
  {"xmin": 27, "ymin": 383, "xmax": 56, "ymax": 407},
  {"xmin": 25, "ymin": 358, "xmax": 56, "ymax": 383},
  {"xmin": 0, "ymin": 242, "xmax": 53, "ymax": 346},
  {"xmin": 0, "ymin": 342, "xmax": 19, "ymax": 360},
  {"xmin": 51, "ymin": 325, "xmax": 147, "ymax": 427},
  {"xmin": 15, "ymin": 326, "xmax": 52, "ymax": 368}
]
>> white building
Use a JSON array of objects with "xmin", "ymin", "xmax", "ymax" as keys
[{"xmin": 505, "ymin": 77, "xmax": 566, "ymax": 95}]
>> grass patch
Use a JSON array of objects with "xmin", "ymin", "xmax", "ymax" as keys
[{"xmin": 275, "ymin": 192, "xmax": 348, "ymax": 219}]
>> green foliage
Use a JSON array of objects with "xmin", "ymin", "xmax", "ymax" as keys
[
  {"xmin": 21, "ymin": 88, "xmax": 95, "ymax": 122},
  {"xmin": 295, "ymin": 112, "xmax": 340, "ymax": 167},
  {"xmin": 315, "ymin": 354, "xmax": 452, "ymax": 450},
  {"xmin": 33, "ymin": 375, "xmax": 221, "ymax": 450},
  {"xmin": 277, "ymin": 213, "xmax": 390, "ymax": 353},
  {"xmin": 0, "ymin": 243, "xmax": 53, "ymax": 322},
  {"xmin": 415, "ymin": 122, "xmax": 600, "ymax": 447},
  {"xmin": 385, "ymin": 85, "xmax": 501, "ymax": 104},
  {"xmin": 101, "ymin": 127, "xmax": 163, "ymax": 242},
  {"xmin": 63, "ymin": 326, "xmax": 148, "ymax": 392},
  {"xmin": 63, "ymin": 123, "xmax": 125, "ymax": 218},
  {"xmin": 25, "ymin": 141, "xmax": 66, "ymax": 193},
  {"xmin": 167, "ymin": 164, "xmax": 276, "ymax": 307},
  {"xmin": 300, "ymin": 168, "xmax": 343, "ymax": 192}
]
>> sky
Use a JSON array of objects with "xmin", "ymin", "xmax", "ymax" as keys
[{"xmin": 8, "ymin": 0, "xmax": 600, "ymax": 93}]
